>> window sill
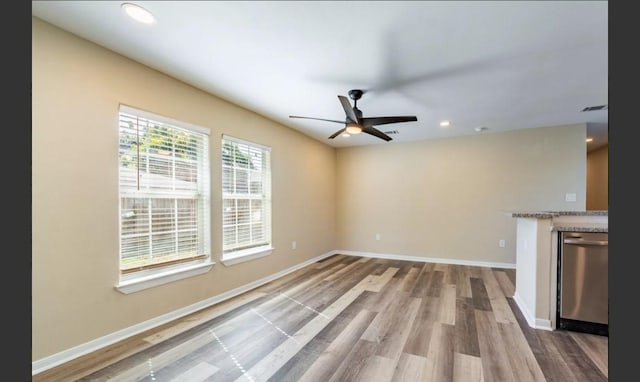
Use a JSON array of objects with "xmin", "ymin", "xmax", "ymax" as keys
[
  {"xmin": 221, "ymin": 246, "xmax": 274, "ymax": 266},
  {"xmin": 115, "ymin": 261, "xmax": 215, "ymax": 294}
]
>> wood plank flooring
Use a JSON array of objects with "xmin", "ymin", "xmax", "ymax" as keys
[{"xmin": 33, "ymin": 255, "xmax": 608, "ymax": 381}]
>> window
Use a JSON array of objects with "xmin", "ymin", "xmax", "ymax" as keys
[
  {"xmin": 221, "ymin": 135, "xmax": 272, "ymax": 264},
  {"xmin": 117, "ymin": 105, "xmax": 212, "ymax": 293}
]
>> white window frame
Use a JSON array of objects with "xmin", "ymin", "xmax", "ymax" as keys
[
  {"xmin": 115, "ymin": 105, "xmax": 213, "ymax": 294},
  {"xmin": 221, "ymin": 135, "xmax": 273, "ymax": 266}
]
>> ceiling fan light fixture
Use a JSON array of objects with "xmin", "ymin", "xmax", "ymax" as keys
[{"xmin": 345, "ymin": 123, "xmax": 362, "ymax": 134}]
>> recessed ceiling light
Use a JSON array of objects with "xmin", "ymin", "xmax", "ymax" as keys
[
  {"xmin": 439, "ymin": 120, "xmax": 451, "ymax": 127},
  {"xmin": 586, "ymin": 137, "xmax": 594, "ymax": 142},
  {"xmin": 474, "ymin": 126, "xmax": 488, "ymax": 133},
  {"xmin": 121, "ymin": 3, "xmax": 155, "ymax": 24},
  {"xmin": 341, "ymin": 132, "xmax": 350, "ymax": 137}
]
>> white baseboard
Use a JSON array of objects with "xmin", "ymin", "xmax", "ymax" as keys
[
  {"xmin": 535, "ymin": 319, "xmax": 553, "ymax": 331},
  {"xmin": 32, "ymin": 250, "xmax": 337, "ymax": 376},
  {"xmin": 336, "ymin": 250, "xmax": 516, "ymax": 269},
  {"xmin": 512, "ymin": 292, "xmax": 554, "ymax": 331},
  {"xmin": 513, "ymin": 291, "xmax": 536, "ymax": 328}
]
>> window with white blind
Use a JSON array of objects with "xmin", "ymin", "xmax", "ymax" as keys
[
  {"xmin": 117, "ymin": 105, "xmax": 212, "ymax": 293},
  {"xmin": 221, "ymin": 135, "xmax": 272, "ymax": 264}
]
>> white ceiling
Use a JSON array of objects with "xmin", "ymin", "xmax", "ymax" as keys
[{"xmin": 32, "ymin": 1, "xmax": 608, "ymax": 149}]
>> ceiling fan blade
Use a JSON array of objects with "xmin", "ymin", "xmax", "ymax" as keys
[
  {"xmin": 328, "ymin": 127, "xmax": 347, "ymax": 139},
  {"xmin": 360, "ymin": 116, "xmax": 417, "ymax": 127},
  {"xmin": 338, "ymin": 95, "xmax": 359, "ymax": 123},
  {"xmin": 362, "ymin": 127, "xmax": 393, "ymax": 142},
  {"xmin": 289, "ymin": 115, "xmax": 345, "ymax": 124}
]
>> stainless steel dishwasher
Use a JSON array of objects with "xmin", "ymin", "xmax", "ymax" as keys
[{"xmin": 558, "ymin": 231, "xmax": 608, "ymax": 336}]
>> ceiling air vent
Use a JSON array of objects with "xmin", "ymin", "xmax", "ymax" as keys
[
  {"xmin": 384, "ymin": 130, "xmax": 399, "ymax": 135},
  {"xmin": 581, "ymin": 104, "xmax": 608, "ymax": 112}
]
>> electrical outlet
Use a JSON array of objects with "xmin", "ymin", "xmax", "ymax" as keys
[
  {"xmin": 291, "ymin": 241, "xmax": 296, "ymax": 250},
  {"xmin": 375, "ymin": 233, "xmax": 381, "ymax": 241},
  {"xmin": 565, "ymin": 192, "xmax": 577, "ymax": 202},
  {"xmin": 499, "ymin": 239, "xmax": 506, "ymax": 248}
]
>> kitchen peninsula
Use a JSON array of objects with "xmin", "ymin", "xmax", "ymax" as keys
[{"xmin": 510, "ymin": 210, "xmax": 608, "ymax": 331}]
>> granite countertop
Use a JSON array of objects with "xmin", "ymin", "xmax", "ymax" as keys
[
  {"xmin": 511, "ymin": 210, "xmax": 608, "ymax": 218},
  {"xmin": 510, "ymin": 210, "xmax": 608, "ymax": 232},
  {"xmin": 552, "ymin": 223, "xmax": 608, "ymax": 233}
]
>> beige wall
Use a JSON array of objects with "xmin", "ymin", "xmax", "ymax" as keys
[
  {"xmin": 587, "ymin": 144, "xmax": 608, "ymax": 210},
  {"xmin": 336, "ymin": 124, "xmax": 587, "ymax": 264},
  {"xmin": 32, "ymin": 18, "xmax": 336, "ymax": 361}
]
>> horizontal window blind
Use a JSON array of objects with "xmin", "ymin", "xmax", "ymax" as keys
[
  {"xmin": 118, "ymin": 105, "xmax": 210, "ymax": 273},
  {"xmin": 222, "ymin": 135, "xmax": 271, "ymax": 254}
]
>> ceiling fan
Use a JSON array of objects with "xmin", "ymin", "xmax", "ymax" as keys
[{"xmin": 289, "ymin": 89, "xmax": 418, "ymax": 142}]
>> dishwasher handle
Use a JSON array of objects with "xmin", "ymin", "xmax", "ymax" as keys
[{"xmin": 563, "ymin": 238, "xmax": 608, "ymax": 246}]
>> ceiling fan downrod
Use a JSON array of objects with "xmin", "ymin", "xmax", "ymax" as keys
[
  {"xmin": 348, "ymin": 89, "xmax": 364, "ymax": 119},
  {"xmin": 348, "ymin": 89, "xmax": 363, "ymax": 106}
]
